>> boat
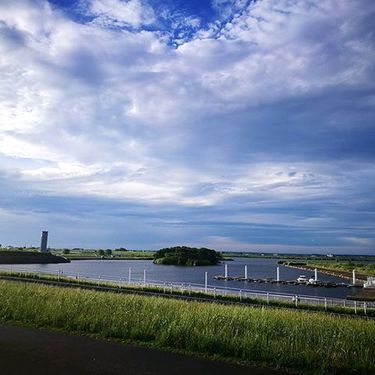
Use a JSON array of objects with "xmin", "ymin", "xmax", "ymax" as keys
[
  {"xmin": 296, "ymin": 275, "xmax": 308, "ymax": 283},
  {"xmin": 364, "ymin": 277, "xmax": 375, "ymax": 289}
]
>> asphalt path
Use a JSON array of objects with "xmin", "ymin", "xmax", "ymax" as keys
[{"xmin": 0, "ymin": 324, "xmax": 287, "ymax": 375}]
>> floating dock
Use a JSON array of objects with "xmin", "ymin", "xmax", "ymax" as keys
[
  {"xmin": 214, "ymin": 264, "xmax": 359, "ymax": 288},
  {"xmin": 213, "ymin": 275, "xmax": 354, "ymax": 287}
]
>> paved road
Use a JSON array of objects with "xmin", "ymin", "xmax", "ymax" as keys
[{"xmin": 0, "ymin": 324, "xmax": 287, "ymax": 375}]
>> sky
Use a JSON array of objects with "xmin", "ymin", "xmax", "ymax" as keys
[{"xmin": 0, "ymin": 0, "xmax": 374, "ymax": 253}]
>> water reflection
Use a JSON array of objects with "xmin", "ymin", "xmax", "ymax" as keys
[{"xmin": 0, "ymin": 257, "xmax": 358, "ymax": 299}]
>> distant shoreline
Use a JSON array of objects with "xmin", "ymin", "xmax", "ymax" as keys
[
  {"xmin": 67, "ymin": 256, "xmax": 154, "ymax": 261},
  {"xmin": 0, "ymin": 251, "xmax": 69, "ymax": 264}
]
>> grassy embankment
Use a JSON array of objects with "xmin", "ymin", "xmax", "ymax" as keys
[
  {"xmin": 0, "ymin": 280, "xmax": 374, "ymax": 374},
  {"xmin": 0, "ymin": 270, "xmax": 374, "ymax": 317},
  {"xmin": 305, "ymin": 261, "xmax": 375, "ymax": 277},
  {"xmin": 281, "ymin": 260, "xmax": 375, "ymax": 283}
]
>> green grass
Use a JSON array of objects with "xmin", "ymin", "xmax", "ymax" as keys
[
  {"xmin": 0, "ymin": 280, "xmax": 374, "ymax": 374},
  {"xmin": 54, "ymin": 249, "xmax": 154, "ymax": 259},
  {"xmin": 1, "ymin": 271, "xmax": 374, "ymax": 317},
  {"xmin": 307, "ymin": 261, "xmax": 375, "ymax": 277}
]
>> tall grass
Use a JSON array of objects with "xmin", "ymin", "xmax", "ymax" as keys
[
  {"xmin": 2, "ymin": 271, "xmax": 373, "ymax": 317},
  {"xmin": 0, "ymin": 280, "xmax": 374, "ymax": 374}
]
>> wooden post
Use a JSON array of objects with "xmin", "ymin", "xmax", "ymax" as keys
[
  {"xmin": 128, "ymin": 267, "xmax": 131, "ymax": 283},
  {"xmin": 352, "ymin": 269, "xmax": 356, "ymax": 285},
  {"xmin": 324, "ymin": 298, "xmax": 327, "ymax": 311},
  {"xmin": 143, "ymin": 269, "xmax": 146, "ymax": 286}
]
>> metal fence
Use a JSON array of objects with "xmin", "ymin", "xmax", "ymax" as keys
[{"xmin": 1, "ymin": 266, "xmax": 374, "ymax": 313}]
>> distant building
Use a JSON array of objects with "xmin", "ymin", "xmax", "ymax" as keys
[{"xmin": 40, "ymin": 231, "xmax": 48, "ymax": 253}]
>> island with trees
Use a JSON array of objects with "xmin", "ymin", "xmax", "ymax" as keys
[{"xmin": 153, "ymin": 246, "xmax": 222, "ymax": 266}]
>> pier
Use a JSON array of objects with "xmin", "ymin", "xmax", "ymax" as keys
[
  {"xmin": 214, "ymin": 264, "xmax": 359, "ymax": 288},
  {"xmin": 213, "ymin": 276, "xmax": 353, "ymax": 288}
]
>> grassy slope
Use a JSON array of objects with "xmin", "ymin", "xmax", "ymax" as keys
[
  {"xmin": 306, "ymin": 261, "xmax": 375, "ymax": 277},
  {"xmin": 0, "ymin": 280, "xmax": 374, "ymax": 374},
  {"xmin": 2, "ymin": 271, "xmax": 374, "ymax": 316}
]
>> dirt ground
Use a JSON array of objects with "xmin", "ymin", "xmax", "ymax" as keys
[{"xmin": 0, "ymin": 324, "xmax": 287, "ymax": 375}]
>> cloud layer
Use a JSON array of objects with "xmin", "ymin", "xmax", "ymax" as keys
[{"xmin": 0, "ymin": 0, "xmax": 374, "ymax": 252}]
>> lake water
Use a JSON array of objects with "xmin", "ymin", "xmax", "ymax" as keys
[{"xmin": 0, "ymin": 257, "xmax": 359, "ymax": 299}]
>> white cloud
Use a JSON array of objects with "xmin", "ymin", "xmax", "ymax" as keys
[
  {"xmin": 342, "ymin": 237, "xmax": 373, "ymax": 246},
  {"xmin": 83, "ymin": 0, "xmax": 155, "ymax": 28},
  {"xmin": 0, "ymin": 0, "xmax": 374, "ymax": 249}
]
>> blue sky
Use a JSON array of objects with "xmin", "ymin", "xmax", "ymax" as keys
[{"xmin": 0, "ymin": 0, "xmax": 374, "ymax": 253}]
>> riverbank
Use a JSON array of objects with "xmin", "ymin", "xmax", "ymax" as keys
[
  {"xmin": 0, "ymin": 280, "xmax": 374, "ymax": 374},
  {"xmin": 66, "ymin": 256, "xmax": 154, "ymax": 260},
  {"xmin": 347, "ymin": 289, "xmax": 375, "ymax": 302},
  {"xmin": 223, "ymin": 253, "xmax": 375, "ymax": 262},
  {"xmin": 51, "ymin": 249, "xmax": 155, "ymax": 260},
  {"xmin": 282, "ymin": 263, "xmax": 367, "ymax": 283},
  {"xmin": 0, "ymin": 251, "xmax": 69, "ymax": 264},
  {"xmin": 280, "ymin": 263, "xmax": 375, "ymax": 301}
]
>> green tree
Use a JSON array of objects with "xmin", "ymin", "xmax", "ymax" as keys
[
  {"xmin": 115, "ymin": 247, "xmax": 127, "ymax": 251},
  {"xmin": 154, "ymin": 246, "xmax": 222, "ymax": 266}
]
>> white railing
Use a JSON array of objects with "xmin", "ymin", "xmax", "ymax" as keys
[{"xmin": 0, "ymin": 266, "xmax": 374, "ymax": 313}]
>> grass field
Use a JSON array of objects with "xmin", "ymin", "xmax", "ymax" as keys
[{"xmin": 0, "ymin": 280, "xmax": 374, "ymax": 374}]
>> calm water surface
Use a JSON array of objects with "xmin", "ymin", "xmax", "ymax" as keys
[{"xmin": 0, "ymin": 257, "xmax": 359, "ymax": 299}]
